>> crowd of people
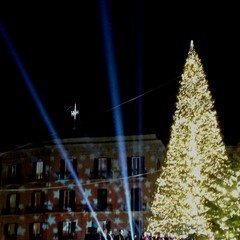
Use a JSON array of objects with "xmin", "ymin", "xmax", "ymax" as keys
[{"xmin": 96, "ymin": 229, "xmax": 214, "ymax": 240}]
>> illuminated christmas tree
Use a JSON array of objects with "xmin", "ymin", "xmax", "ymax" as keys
[{"xmin": 146, "ymin": 41, "xmax": 240, "ymax": 239}]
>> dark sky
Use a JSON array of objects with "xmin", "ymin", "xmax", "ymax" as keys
[{"xmin": 0, "ymin": 2, "xmax": 239, "ymax": 151}]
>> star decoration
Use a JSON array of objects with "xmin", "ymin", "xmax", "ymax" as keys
[
  {"xmin": 114, "ymin": 218, "xmax": 122, "ymax": 224},
  {"xmin": 33, "ymin": 215, "xmax": 40, "ymax": 220},
  {"xmin": 19, "ymin": 216, "xmax": 25, "ymax": 221},
  {"xmin": 47, "ymin": 215, "xmax": 56, "ymax": 226},
  {"xmin": 84, "ymin": 189, "xmax": 92, "ymax": 198},
  {"xmin": 73, "ymin": 219, "xmax": 82, "ymax": 231},
  {"xmin": 144, "ymin": 180, "xmax": 151, "ymax": 188},
  {"xmin": 115, "ymin": 209, "xmax": 121, "ymax": 215},
  {"xmin": 114, "ymin": 186, "xmax": 120, "ymax": 192},
  {"xmin": 85, "ymin": 168, "xmax": 91, "ymax": 175},
  {"xmin": 86, "ymin": 221, "xmax": 93, "ymax": 228},
  {"xmin": 17, "ymin": 226, "xmax": 25, "ymax": 236},
  {"xmin": 78, "ymin": 163, "xmax": 83, "ymax": 169},
  {"xmin": 150, "ymin": 155, "xmax": 157, "ymax": 162},
  {"xmin": 53, "ymin": 190, "xmax": 59, "ymax": 199},
  {"xmin": 45, "ymin": 200, "xmax": 53, "ymax": 210},
  {"xmin": 149, "ymin": 168, "xmax": 155, "ymax": 174},
  {"xmin": 68, "ymin": 183, "xmax": 75, "ymax": 189},
  {"xmin": 42, "ymin": 223, "xmax": 48, "ymax": 230},
  {"xmin": 90, "ymin": 211, "xmax": 97, "ymax": 218},
  {"xmin": 19, "ymin": 203, "xmax": 24, "ymax": 210}
]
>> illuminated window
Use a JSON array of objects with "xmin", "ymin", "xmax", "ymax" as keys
[
  {"xmin": 59, "ymin": 190, "xmax": 75, "ymax": 211},
  {"xmin": 33, "ymin": 222, "xmax": 41, "ymax": 235},
  {"xmin": 33, "ymin": 160, "xmax": 46, "ymax": 181},
  {"xmin": 4, "ymin": 223, "xmax": 18, "ymax": 238},
  {"xmin": 10, "ymin": 194, "xmax": 16, "ymax": 209},
  {"xmin": 36, "ymin": 161, "xmax": 43, "ymax": 179},
  {"xmin": 63, "ymin": 220, "xmax": 75, "ymax": 234},
  {"xmin": 58, "ymin": 221, "xmax": 76, "ymax": 239},
  {"xmin": 31, "ymin": 191, "xmax": 45, "ymax": 212},
  {"xmin": 93, "ymin": 157, "xmax": 112, "ymax": 179},
  {"xmin": 6, "ymin": 193, "xmax": 19, "ymax": 214},
  {"xmin": 29, "ymin": 222, "xmax": 42, "ymax": 239},
  {"xmin": 6, "ymin": 164, "xmax": 21, "ymax": 183},
  {"xmin": 8, "ymin": 223, "xmax": 16, "ymax": 235},
  {"xmin": 127, "ymin": 157, "xmax": 145, "ymax": 176},
  {"xmin": 98, "ymin": 157, "xmax": 107, "ymax": 178},
  {"xmin": 8, "ymin": 164, "xmax": 17, "ymax": 178},
  {"xmin": 98, "ymin": 158, "xmax": 107, "ymax": 172},
  {"xmin": 60, "ymin": 157, "xmax": 77, "ymax": 179}
]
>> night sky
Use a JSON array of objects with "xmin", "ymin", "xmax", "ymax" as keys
[{"xmin": 0, "ymin": 2, "xmax": 239, "ymax": 151}]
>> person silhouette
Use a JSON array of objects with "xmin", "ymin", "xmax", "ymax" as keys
[{"xmin": 114, "ymin": 229, "xmax": 124, "ymax": 240}]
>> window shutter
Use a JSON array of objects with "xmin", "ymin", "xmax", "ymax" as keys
[
  {"xmin": 71, "ymin": 221, "xmax": 76, "ymax": 233},
  {"xmin": 60, "ymin": 159, "xmax": 65, "ymax": 178},
  {"xmin": 43, "ymin": 161, "xmax": 46, "ymax": 179},
  {"xmin": 4, "ymin": 224, "xmax": 8, "ymax": 235},
  {"xmin": 70, "ymin": 190, "xmax": 76, "ymax": 211},
  {"xmin": 16, "ymin": 164, "xmax": 21, "ymax": 180},
  {"xmin": 58, "ymin": 222, "xmax": 63, "ymax": 239},
  {"xmin": 107, "ymin": 158, "xmax": 111, "ymax": 178},
  {"xmin": 16, "ymin": 194, "xmax": 20, "ymax": 213},
  {"xmin": 29, "ymin": 223, "xmax": 33, "ymax": 237},
  {"xmin": 7, "ymin": 165, "xmax": 11, "ymax": 178},
  {"xmin": 15, "ymin": 223, "xmax": 18, "ymax": 235},
  {"xmin": 59, "ymin": 190, "xmax": 64, "ymax": 211},
  {"xmin": 31, "ymin": 192, "xmax": 35, "ymax": 209},
  {"xmin": 40, "ymin": 192, "xmax": 45, "ymax": 211},
  {"xmin": 140, "ymin": 157, "xmax": 145, "ymax": 175},
  {"xmin": 33, "ymin": 162, "xmax": 37, "ymax": 180},
  {"xmin": 94, "ymin": 158, "xmax": 98, "ymax": 178},
  {"xmin": 6, "ymin": 194, "xmax": 10, "ymax": 209},
  {"xmin": 127, "ymin": 157, "xmax": 132, "ymax": 176},
  {"xmin": 72, "ymin": 158, "xmax": 78, "ymax": 175}
]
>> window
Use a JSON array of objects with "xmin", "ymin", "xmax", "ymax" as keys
[
  {"xmin": 127, "ymin": 157, "xmax": 145, "ymax": 176},
  {"xmin": 33, "ymin": 222, "xmax": 41, "ymax": 235},
  {"xmin": 33, "ymin": 160, "xmax": 46, "ymax": 181},
  {"xmin": 98, "ymin": 158, "xmax": 107, "ymax": 175},
  {"xmin": 31, "ymin": 191, "xmax": 45, "ymax": 212},
  {"xmin": 59, "ymin": 190, "xmax": 75, "ymax": 211},
  {"xmin": 9, "ymin": 194, "xmax": 16, "ymax": 209},
  {"xmin": 4, "ymin": 223, "xmax": 18, "ymax": 240},
  {"xmin": 6, "ymin": 193, "xmax": 19, "ymax": 214},
  {"xmin": 59, "ymin": 158, "xmax": 77, "ymax": 179},
  {"xmin": 97, "ymin": 189, "xmax": 108, "ymax": 211},
  {"xmin": 36, "ymin": 161, "xmax": 43, "ymax": 180},
  {"xmin": 131, "ymin": 188, "xmax": 142, "ymax": 211},
  {"xmin": 29, "ymin": 222, "xmax": 42, "ymax": 240},
  {"xmin": 6, "ymin": 164, "xmax": 21, "ymax": 184},
  {"xmin": 8, "ymin": 165, "xmax": 17, "ymax": 178},
  {"xmin": 58, "ymin": 221, "xmax": 76, "ymax": 240},
  {"xmin": 93, "ymin": 158, "xmax": 112, "ymax": 179}
]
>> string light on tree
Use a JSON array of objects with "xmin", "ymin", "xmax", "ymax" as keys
[{"xmin": 146, "ymin": 40, "xmax": 240, "ymax": 239}]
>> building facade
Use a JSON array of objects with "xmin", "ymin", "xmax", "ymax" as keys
[{"xmin": 0, "ymin": 134, "xmax": 165, "ymax": 240}]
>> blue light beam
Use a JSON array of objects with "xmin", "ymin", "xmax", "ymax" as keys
[
  {"xmin": 98, "ymin": 1, "xmax": 134, "ymax": 237},
  {"xmin": 0, "ymin": 21, "xmax": 103, "ymax": 233}
]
